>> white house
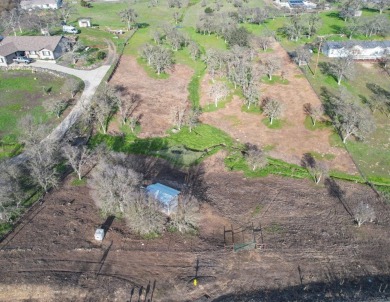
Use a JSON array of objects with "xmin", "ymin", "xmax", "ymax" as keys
[
  {"xmin": 20, "ymin": 0, "xmax": 62, "ymax": 10},
  {"xmin": 0, "ymin": 36, "xmax": 68, "ymax": 66},
  {"xmin": 322, "ymin": 41, "xmax": 390, "ymax": 60}
]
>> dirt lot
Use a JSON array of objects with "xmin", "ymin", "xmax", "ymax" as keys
[
  {"xmin": 1, "ymin": 154, "xmax": 389, "ymax": 301},
  {"xmin": 109, "ymin": 55, "xmax": 193, "ymax": 137},
  {"xmin": 200, "ymin": 42, "xmax": 357, "ymax": 174}
]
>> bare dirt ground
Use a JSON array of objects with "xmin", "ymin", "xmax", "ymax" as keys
[
  {"xmin": 1, "ymin": 154, "xmax": 390, "ymax": 301},
  {"xmin": 200, "ymin": 42, "xmax": 357, "ymax": 174},
  {"xmin": 109, "ymin": 55, "xmax": 193, "ymax": 137}
]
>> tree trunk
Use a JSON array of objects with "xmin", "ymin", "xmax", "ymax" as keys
[
  {"xmin": 337, "ymin": 76, "xmax": 342, "ymax": 85},
  {"xmin": 268, "ymin": 74, "xmax": 272, "ymax": 80},
  {"xmin": 270, "ymin": 116, "xmax": 273, "ymax": 124}
]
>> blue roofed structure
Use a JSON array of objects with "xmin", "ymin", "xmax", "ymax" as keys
[
  {"xmin": 146, "ymin": 183, "xmax": 180, "ymax": 215},
  {"xmin": 288, "ymin": 0, "xmax": 304, "ymax": 6}
]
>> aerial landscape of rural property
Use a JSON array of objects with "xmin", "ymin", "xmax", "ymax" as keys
[{"xmin": 0, "ymin": 0, "xmax": 389, "ymax": 300}]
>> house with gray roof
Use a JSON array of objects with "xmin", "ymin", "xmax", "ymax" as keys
[
  {"xmin": 0, "ymin": 36, "xmax": 68, "ymax": 66},
  {"xmin": 20, "ymin": 0, "xmax": 62, "ymax": 10},
  {"xmin": 322, "ymin": 40, "xmax": 390, "ymax": 60}
]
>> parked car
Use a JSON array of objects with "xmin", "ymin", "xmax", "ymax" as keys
[
  {"xmin": 13, "ymin": 56, "xmax": 33, "ymax": 64},
  {"xmin": 63, "ymin": 25, "xmax": 78, "ymax": 34}
]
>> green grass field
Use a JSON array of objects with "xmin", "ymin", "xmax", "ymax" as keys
[{"xmin": 0, "ymin": 70, "xmax": 68, "ymax": 157}]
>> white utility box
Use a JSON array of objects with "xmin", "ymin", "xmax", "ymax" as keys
[{"xmin": 94, "ymin": 228, "xmax": 105, "ymax": 241}]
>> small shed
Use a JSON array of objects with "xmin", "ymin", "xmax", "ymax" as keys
[
  {"xmin": 146, "ymin": 183, "xmax": 180, "ymax": 215},
  {"xmin": 78, "ymin": 18, "xmax": 91, "ymax": 28},
  {"xmin": 94, "ymin": 228, "xmax": 105, "ymax": 241}
]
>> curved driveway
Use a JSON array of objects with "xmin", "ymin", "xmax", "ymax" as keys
[{"xmin": 30, "ymin": 61, "xmax": 111, "ymax": 140}]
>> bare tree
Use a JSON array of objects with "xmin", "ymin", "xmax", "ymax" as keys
[
  {"xmin": 339, "ymin": 0, "xmax": 362, "ymax": 21},
  {"xmin": 119, "ymin": 8, "xmax": 138, "ymax": 30},
  {"xmin": 374, "ymin": 0, "xmax": 389, "ymax": 14},
  {"xmin": 117, "ymin": 92, "xmax": 141, "ymax": 125},
  {"xmin": 294, "ymin": 46, "xmax": 312, "ymax": 66},
  {"xmin": 261, "ymin": 57, "xmax": 281, "ymax": 80},
  {"xmin": 354, "ymin": 201, "xmax": 375, "ymax": 227},
  {"xmin": 332, "ymin": 97, "xmax": 376, "ymax": 143},
  {"xmin": 171, "ymin": 100, "xmax": 187, "ymax": 130},
  {"xmin": 186, "ymin": 107, "xmax": 201, "ymax": 132},
  {"xmin": 203, "ymin": 49, "xmax": 223, "ymax": 82},
  {"xmin": 0, "ymin": 161, "xmax": 26, "ymax": 221},
  {"xmin": 188, "ymin": 40, "xmax": 201, "ymax": 60},
  {"xmin": 173, "ymin": 10, "xmax": 181, "ymax": 24},
  {"xmin": 263, "ymin": 98, "xmax": 282, "ymax": 125},
  {"xmin": 303, "ymin": 103, "xmax": 324, "ymax": 126},
  {"xmin": 209, "ymin": 82, "xmax": 229, "ymax": 107},
  {"xmin": 245, "ymin": 145, "xmax": 267, "ymax": 171},
  {"xmin": 282, "ymin": 14, "xmax": 307, "ymax": 41},
  {"xmin": 89, "ymin": 154, "xmax": 143, "ymax": 215},
  {"xmin": 59, "ymin": 1, "xmax": 76, "ymax": 24},
  {"xmin": 168, "ymin": 194, "xmax": 200, "ymax": 233},
  {"xmin": 128, "ymin": 115, "xmax": 140, "ymax": 133},
  {"xmin": 243, "ymin": 83, "xmax": 259, "ymax": 109},
  {"xmin": 18, "ymin": 114, "xmax": 50, "ymax": 148},
  {"xmin": 43, "ymin": 99, "xmax": 69, "ymax": 119},
  {"xmin": 330, "ymin": 54, "xmax": 355, "ymax": 85},
  {"xmin": 89, "ymin": 85, "xmax": 118, "ymax": 134},
  {"xmin": 25, "ymin": 140, "xmax": 60, "ymax": 193},
  {"xmin": 123, "ymin": 192, "xmax": 166, "ymax": 235},
  {"xmin": 301, "ymin": 153, "xmax": 328, "ymax": 184},
  {"xmin": 62, "ymin": 144, "xmax": 92, "ymax": 180},
  {"xmin": 251, "ymin": 30, "xmax": 274, "ymax": 51},
  {"xmin": 305, "ymin": 13, "xmax": 322, "ymax": 38},
  {"xmin": 151, "ymin": 45, "xmax": 174, "ymax": 75},
  {"xmin": 65, "ymin": 78, "xmax": 84, "ymax": 99}
]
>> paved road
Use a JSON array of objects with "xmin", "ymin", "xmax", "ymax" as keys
[{"xmin": 29, "ymin": 61, "xmax": 111, "ymax": 140}]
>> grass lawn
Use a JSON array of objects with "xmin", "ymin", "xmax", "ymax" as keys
[
  {"xmin": 90, "ymin": 124, "xmax": 233, "ymax": 166},
  {"xmin": 0, "ymin": 70, "xmax": 70, "ymax": 157},
  {"xmin": 303, "ymin": 56, "xmax": 390, "ymax": 181}
]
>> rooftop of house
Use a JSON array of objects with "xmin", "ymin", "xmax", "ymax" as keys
[
  {"xmin": 325, "ymin": 40, "xmax": 390, "ymax": 49},
  {"xmin": 146, "ymin": 183, "xmax": 180, "ymax": 205},
  {"xmin": 0, "ymin": 36, "xmax": 63, "ymax": 57},
  {"xmin": 21, "ymin": 0, "xmax": 59, "ymax": 6}
]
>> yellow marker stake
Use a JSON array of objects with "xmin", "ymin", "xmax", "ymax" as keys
[{"xmin": 193, "ymin": 279, "xmax": 197, "ymax": 286}]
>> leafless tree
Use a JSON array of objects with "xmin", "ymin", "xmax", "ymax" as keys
[
  {"xmin": 150, "ymin": 45, "xmax": 174, "ymax": 75},
  {"xmin": 301, "ymin": 153, "xmax": 328, "ymax": 184},
  {"xmin": 59, "ymin": 1, "xmax": 76, "ymax": 23},
  {"xmin": 1, "ymin": 8, "xmax": 23, "ymax": 36},
  {"xmin": 0, "ymin": 161, "xmax": 26, "ymax": 221},
  {"xmin": 203, "ymin": 48, "xmax": 223, "ymax": 82},
  {"xmin": 332, "ymin": 97, "xmax": 375, "ymax": 143},
  {"xmin": 25, "ymin": 140, "xmax": 61, "ymax": 193},
  {"xmin": 171, "ymin": 100, "xmax": 187, "ymax": 130},
  {"xmin": 209, "ymin": 82, "xmax": 229, "ymax": 107},
  {"xmin": 261, "ymin": 57, "xmax": 281, "ymax": 80},
  {"xmin": 62, "ymin": 144, "xmax": 92, "ymax": 180},
  {"xmin": 152, "ymin": 29, "xmax": 162, "ymax": 44},
  {"xmin": 303, "ymin": 103, "xmax": 324, "ymax": 126},
  {"xmin": 330, "ymin": 54, "xmax": 355, "ymax": 85},
  {"xmin": 245, "ymin": 145, "xmax": 267, "ymax": 171},
  {"xmin": 18, "ymin": 114, "xmax": 50, "ymax": 148},
  {"xmin": 263, "ymin": 98, "xmax": 282, "ymax": 125},
  {"xmin": 168, "ymin": 194, "xmax": 200, "ymax": 233},
  {"xmin": 188, "ymin": 40, "xmax": 201, "ymax": 60},
  {"xmin": 354, "ymin": 201, "xmax": 375, "ymax": 227},
  {"xmin": 123, "ymin": 193, "xmax": 166, "ymax": 235},
  {"xmin": 251, "ymin": 30, "xmax": 274, "ymax": 51},
  {"xmin": 186, "ymin": 107, "xmax": 201, "ymax": 132},
  {"xmin": 166, "ymin": 28, "xmax": 185, "ymax": 51},
  {"xmin": 43, "ymin": 99, "xmax": 69, "ymax": 119},
  {"xmin": 173, "ymin": 10, "xmax": 181, "ymax": 24},
  {"xmin": 89, "ymin": 85, "xmax": 118, "ymax": 134},
  {"xmin": 119, "ymin": 8, "xmax": 138, "ymax": 30},
  {"xmin": 243, "ymin": 83, "xmax": 259, "ymax": 109},
  {"xmin": 359, "ymin": 15, "xmax": 389, "ymax": 37},
  {"xmin": 116, "ymin": 92, "xmax": 141, "ymax": 125},
  {"xmin": 282, "ymin": 13, "xmax": 307, "ymax": 41},
  {"xmin": 305, "ymin": 13, "xmax": 322, "ymax": 38},
  {"xmin": 65, "ymin": 78, "xmax": 84, "ymax": 99},
  {"xmin": 89, "ymin": 154, "xmax": 143, "ymax": 215},
  {"xmin": 374, "ymin": 0, "xmax": 389, "ymax": 14},
  {"xmin": 294, "ymin": 46, "xmax": 312, "ymax": 66},
  {"xmin": 340, "ymin": 0, "xmax": 362, "ymax": 21}
]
